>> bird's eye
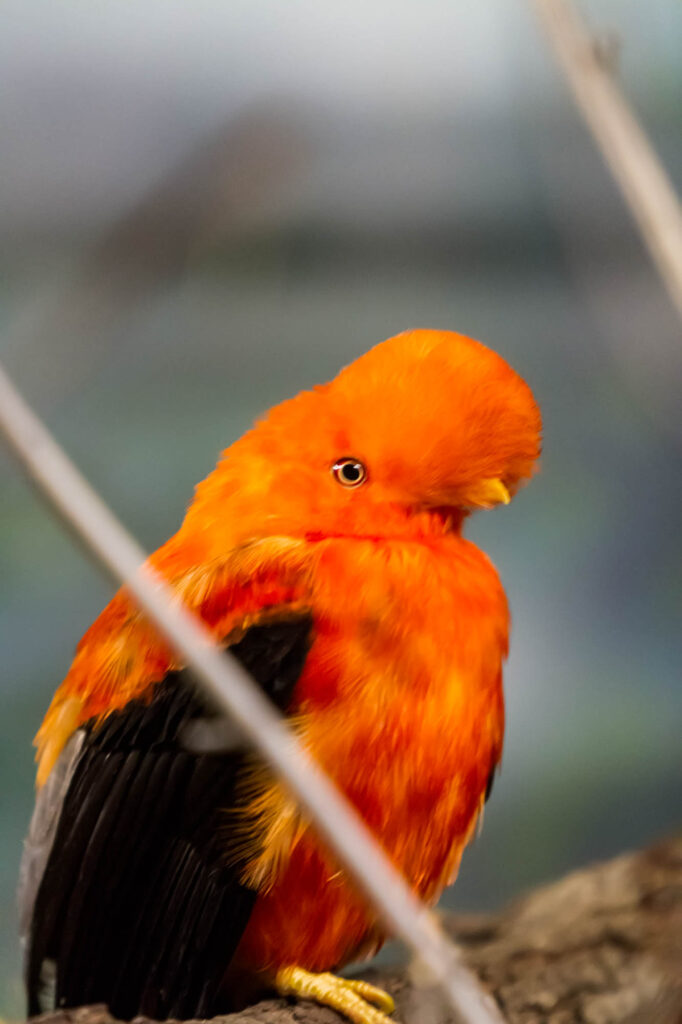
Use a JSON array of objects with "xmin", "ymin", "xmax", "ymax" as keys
[{"xmin": 332, "ymin": 458, "xmax": 367, "ymax": 488}]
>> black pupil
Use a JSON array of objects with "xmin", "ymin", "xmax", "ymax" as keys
[{"xmin": 341, "ymin": 463, "xmax": 362, "ymax": 483}]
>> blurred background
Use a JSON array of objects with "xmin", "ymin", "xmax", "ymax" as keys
[{"xmin": 1, "ymin": 0, "xmax": 681, "ymax": 1015}]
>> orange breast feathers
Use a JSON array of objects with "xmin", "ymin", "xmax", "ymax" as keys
[{"xmin": 234, "ymin": 532, "xmax": 508, "ymax": 973}]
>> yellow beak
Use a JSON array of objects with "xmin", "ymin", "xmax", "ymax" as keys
[{"xmin": 465, "ymin": 477, "xmax": 511, "ymax": 509}]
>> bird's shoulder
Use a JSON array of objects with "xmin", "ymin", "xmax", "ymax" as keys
[{"xmin": 35, "ymin": 534, "xmax": 313, "ymax": 786}]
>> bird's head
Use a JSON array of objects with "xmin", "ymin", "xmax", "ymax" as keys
[{"xmin": 187, "ymin": 330, "xmax": 541, "ymax": 544}]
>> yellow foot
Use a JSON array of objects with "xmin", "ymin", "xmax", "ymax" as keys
[{"xmin": 276, "ymin": 965, "xmax": 395, "ymax": 1024}]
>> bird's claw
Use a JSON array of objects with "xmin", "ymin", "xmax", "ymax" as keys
[{"xmin": 276, "ymin": 965, "xmax": 395, "ymax": 1024}]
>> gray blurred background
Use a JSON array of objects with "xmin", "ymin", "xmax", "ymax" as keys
[{"xmin": 1, "ymin": 1, "xmax": 681, "ymax": 1016}]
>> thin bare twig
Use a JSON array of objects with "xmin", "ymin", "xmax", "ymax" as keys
[
  {"xmin": 532, "ymin": 0, "xmax": 682, "ymax": 326},
  {"xmin": 0, "ymin": 361, "xmax": 504, "ymax": 1024}
]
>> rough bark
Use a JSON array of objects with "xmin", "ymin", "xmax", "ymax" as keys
[{"xmin": 32, "ymin": 836, "xmax": 682, "ymax": 1024}]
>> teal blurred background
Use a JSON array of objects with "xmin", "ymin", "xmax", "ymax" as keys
[{"xmin": 1, "ymin": 1, "xmax": 681, "ymax": 1016}]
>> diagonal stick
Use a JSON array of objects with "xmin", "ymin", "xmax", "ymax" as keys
[{"xmin": 531, "ymin": 0, "xmax": 682, "ymax": 326}]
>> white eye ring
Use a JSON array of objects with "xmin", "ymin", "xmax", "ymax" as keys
[{"xmin": 331, "ymin": 458, "xmax": 367, "ymax": 487}]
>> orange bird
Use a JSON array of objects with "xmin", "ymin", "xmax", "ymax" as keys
[{"xmin": 20, "ymin": 329, "xmax": 541, "ymax": 1024}]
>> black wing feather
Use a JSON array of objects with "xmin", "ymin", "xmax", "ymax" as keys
[{"xmin": 25, "ymin": 615, "xmax": 312, "ymax": 1020}]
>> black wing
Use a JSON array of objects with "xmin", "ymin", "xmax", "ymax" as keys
[{"xmin": 23, "ymin": 616, "xmax": 312, "ymax": 1021}]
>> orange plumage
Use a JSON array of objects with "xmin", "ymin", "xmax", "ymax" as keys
[{"xmin": 27, "ymin": 329, "xmax": 541, "ymax": 1021}]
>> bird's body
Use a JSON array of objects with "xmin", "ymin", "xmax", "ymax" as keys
[{"xmin": 21, "ymin": 330, "xmax": 540, "ymax": 1022}]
